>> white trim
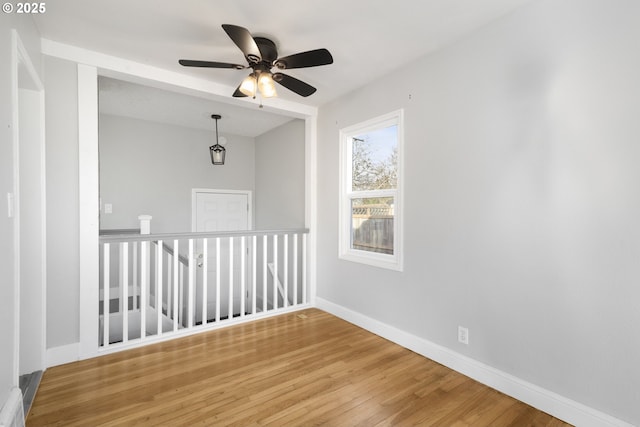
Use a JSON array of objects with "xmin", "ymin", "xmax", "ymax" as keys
[
  {"xmin": 338, "ymin": 109, "xmax": 404, "ymax": 271},
  {"xmin": 10, "ymin": 29, "xmax": 21, "ymax": 387},
  {"xmin": 40, "ymin": 38, "xmax": 317, "ymax": 119},
  {"xmin": 316, "ymin": 297, "xmax": 633, "ymax": 427},
  {"xmin": 78, "ymin": 64, "xmax": 100, "ymax": 360},
  {"xmin": 11, "ymin": 29, "xmax": 47, "ymax": 379},
  {"xmin": 38, "ymin": 71, "xmax": 47, "ymax": 377},
  {"xmin": 305, "ymin": 116, "xmax": 317, "ymax": 304},
  {"xmin": 46, "ymin": 343, "xmax": 80, "ymax": 368},
  {"xmin": 190, "ymin": 189, "xmax": 253, "ymax": 232}
]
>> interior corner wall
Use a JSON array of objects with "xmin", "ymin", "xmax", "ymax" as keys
[
  {"xmin": 98, "ymin": 114, "xmax": 256, "ymax": 233},
  {"xmin": 315, "ymin": 0, "xmax": 640, "ymax": 424},
  {"xmin": 43, "ymin": 55, "xmax": 80, "ymax": 350},
  {"xmin": 254, "ymin": 119, "xmax": 305, "ymax": 229}
]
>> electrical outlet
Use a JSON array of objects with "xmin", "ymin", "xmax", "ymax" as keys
[{"xmin": 458, "ymin": 326, "xmax": 469, "ymax": 345}]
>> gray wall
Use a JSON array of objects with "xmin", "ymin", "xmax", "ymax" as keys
[
  {"xmin": 44, "ymin": 56, "xmax": 80, "ymax": 349},
  {"xmin": 316, "ymin": 0, "xmax": 640, "ymax": 424},
  {"xmin": 0, "ymin": 14, "xmax": 42, "ymax": 406},
  {"xmin": 43, "ymin": 66, "xmax": 302, "ymax": 353},
  {"xmin": 255, "ymin": 119, "xmax": 305, "ymax": 229},
  {"xmin": 99, "ymin": 114, "xmax": 255, "ymax": 233}
]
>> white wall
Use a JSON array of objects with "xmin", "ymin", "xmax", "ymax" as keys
[
  {"xmin": 99, "ymin": 114, "xmax": 255, "ymax": 233},
  {"xmin": 0, "ymin": 13, "xmax": 42, "ymax": 407},
  {"xmin": 316, "ymin": 0, "xmax": 640, "ymax": 424},
  {"xmin": 44, "ymin": 55, "xmax": 80, "ymax": 350},
  {"xmin": 255, "ymin": 119, "xmax": 305, "ymax": 229}
]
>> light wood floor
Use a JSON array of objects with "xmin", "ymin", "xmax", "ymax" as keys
[{"xmin": 28, "ymin": 309, "xmax": 571, "ymax": 426}]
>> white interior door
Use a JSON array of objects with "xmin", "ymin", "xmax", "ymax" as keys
[{"xmin": 193, "ymin": 190, "xmax": 251, "ymax": 321}]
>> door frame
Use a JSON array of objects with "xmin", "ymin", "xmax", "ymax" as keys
[
  {"xmin": 191, "ymin": 189, "xmax": 253, "ymax": 232},
  {"xmin": 11, "ymin": 29, "xmax": 47, "ymax": 379},
  {"xmin": 191, "ymin": 188, "xmax": 253, "ymax": 317}
]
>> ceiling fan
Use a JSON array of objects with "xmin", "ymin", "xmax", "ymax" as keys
[{"xmin": 179, "ymin": 24, "xmax": 334, "ymax": 99}]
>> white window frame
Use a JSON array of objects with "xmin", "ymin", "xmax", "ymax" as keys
[{"xmin": 338, "ymin": 109, "xmax": 404, "ymax": 271}]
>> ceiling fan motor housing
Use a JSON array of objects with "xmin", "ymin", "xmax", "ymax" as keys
[{"xmin": 253, "ymin": 37, "xmax": 278, "ymax": 64}]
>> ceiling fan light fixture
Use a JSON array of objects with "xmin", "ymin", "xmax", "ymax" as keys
[
  {"xmin": 239, "ymin": 73, "xmax": 257, "ymax": 97},
  {"xmin": 179, "ymin": 24, "xmax": 333, "ymax": 99},
  {"xmin": 258, "ymin": 72, "xmax": 277, "ymax": 98}
]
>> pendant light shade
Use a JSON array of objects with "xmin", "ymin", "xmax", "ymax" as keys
[{"xmin": 209, "ymin": 114, "xmax": 226, "ymax": 165}]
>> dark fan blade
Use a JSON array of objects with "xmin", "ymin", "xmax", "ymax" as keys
[
  {"xmin": 273, "ymin": 73, "xmax": 317, "ymax": 97},
  {"xmin": 222, "ymin": 24, "xmax": 262, "ymax": 63},
  {"xmin": 274, "ymin": 49, "xmax": 333, "ymax": 70},
  {"xmin": 179, "ymin": 59, "xmax": 245, "ymax": 69},
  {"xmin": 232, "ymin": 85, "xmax": 248, "ymax": 98}
]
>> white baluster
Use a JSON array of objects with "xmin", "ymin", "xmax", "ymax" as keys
[
  {"xmin": 121, "ymin": 242, "xmax": 129, "ymax": 343},
  {"xmin": 302, "ymin": 233, "xmax": 307, "ymax": 304},
  {"xmin": 262, "ymin": 235, "xmax": 267, "ymax": 312},
  {"xmin": 240, "ymin": 236, "xmax": 246, "ymax": 318},
  {"xmin": 156, "ymin": 240, "xmax": 163, "ymax": 336},
  {"xmin": 228, "ymin": 237, "xmax": 234, "ymax": 319},
  {"xmin": 252, "ymin": 235, "xmax": 257, "ymax": 315},
  {"xmin": 103, "ymin": 243, "xmax": 110, "ymax": 347},
  {"xmin": 178, "ymin": 265, "xmax": 184, "ymax": 327},
  {"xmin": 215, "ymin": 238, "xmax": 221, "ymax": 322},
  {"xmin": 132, "ymin": 242, "xmax": 138, "ymax": 311},
  {"xmin": 293, "ymin": 234, "xmax": 298, "ymax": 306},
  {"xmin": 202, "ymin": 238, "xmax": 208, "ymax": 326},
  {"xmin": 118, "ymin": 245, "xmax": 124, "ymax": 314},
  {"xmin": 284, "ymin": 234, "xmax": 288, "ymax": 308},
  {"xmin": 140, "ymin": 240, "xmax": 148, "ymax": 339},
  {"xmin": 172, "ymin": 240, "xmax": 179, "ymax": 332},
  {"xmin": 167, "ymin": 254, "xmax": 172, "ymax": 319},
  {"xmin": 273, "ymin": 235, "xmax": 278, "ymax": 310},
  {"xmin": 188, "ymin": 239, "xmax": 194, "ymax": 328}
]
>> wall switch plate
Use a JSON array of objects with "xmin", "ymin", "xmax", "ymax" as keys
[
  {"xmin": 7, "ymin": 193, "xmax": 14, "ymax": 218},
  {"xmin": 458, "ymin": 326, "xmax": 469, "ymax": 345},
  {"xmin": 104, "ymin": 203, "xmax": 113, "ymax": 214}
]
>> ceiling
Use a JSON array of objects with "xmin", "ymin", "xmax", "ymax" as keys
[
  {"xmin": 34, "ymin": 0, "xmax": 533, "ymax": 135},
  {"xmin": 98, "ymin": 77, "xmax": 295, "ymax": 138}
]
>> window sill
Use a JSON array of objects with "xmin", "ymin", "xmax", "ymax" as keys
[{"xmin": 339, "ymin": 250, "xmax": 403, "ymax": 272}]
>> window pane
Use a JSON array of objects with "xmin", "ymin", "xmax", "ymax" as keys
[
  {"xmin": 351, "ymin": 125, "xmax": 398, "ymax": 191},
  {"xmin": 351, "ymin": 197, "xmax": 394, "ymax": 254}
]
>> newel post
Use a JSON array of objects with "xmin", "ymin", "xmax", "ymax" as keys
[{"xmin": 138, "ymin": 215, "xmax": 152, "ymax": 235}]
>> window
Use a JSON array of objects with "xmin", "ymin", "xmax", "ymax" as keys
[{"xmin": 339, "ymin": 110, "xmax": 403, "ymax": 271}]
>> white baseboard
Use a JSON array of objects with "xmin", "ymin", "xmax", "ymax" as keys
[
  {"xmin": 46, "ymin": 342, "xmax": 80, "ymax": 368},
  {"xmin": 315, "ymin": 297, "xmax": 632, "ymax": 427}
]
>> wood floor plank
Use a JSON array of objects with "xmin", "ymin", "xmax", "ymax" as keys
[{"xmin": 27, "ymin": 309, "xmax": 572, "ymax": 426}]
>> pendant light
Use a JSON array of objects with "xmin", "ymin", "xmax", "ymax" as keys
[{"xmin": 209, "ymin": 114, "xmax": 226, "ymax": 165}]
